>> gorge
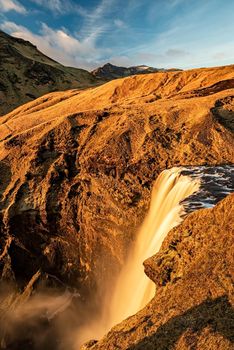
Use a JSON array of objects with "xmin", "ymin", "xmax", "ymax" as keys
[
  {"xmin": 0, "ymin": 165, "xmax": 233, "ymax": 349},
  {"xmin": 79, "ymin": 165, "xmax": 234, "ymax": 348},
  {"xmin": 0, "ymin": 64, "xmax": 233, "ymax": 349}
]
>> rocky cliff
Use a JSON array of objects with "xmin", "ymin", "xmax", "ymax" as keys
[
  {"xmin": 0, "ymin": 64, "xmax": 233, "ymax": 348},
  {"xmin": 0, "ymin": 30, "xmax": 98, "ymax": 116},
  {"xmin": 86, "ymin": 193, "xmax": 234, "ymax": 350}
]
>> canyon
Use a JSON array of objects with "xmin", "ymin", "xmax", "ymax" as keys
[
  {"xmin": 87, "ymin": 192, "xmax": 234, "ymax": 350},
  {"xmin": 0, "ymin": 63, "xmax": 233, "ymax": 349}
]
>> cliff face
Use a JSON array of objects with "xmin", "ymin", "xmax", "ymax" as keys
[
  {"xmin": 0, "ymin": 30, "xmax": 98, "ymax": 116},
  {"xmin": 87, "ymin": 193, "xmax": 234, "ymax": 350},
  {"xmin": 0, "ymin": 64, "xmax": 234, "ymax": 293},
  {"xmin": 0, "ymin": 65, "xmax": 233, "ymax": 348}
]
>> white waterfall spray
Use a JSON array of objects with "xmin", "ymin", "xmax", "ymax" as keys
[
  {"xmin": 77, "ymin": 167, "xmax": 200, "ymax": 346},
  {"xmin": 104, "ymin": 167, "xmax": 200, "ymax": 329}
]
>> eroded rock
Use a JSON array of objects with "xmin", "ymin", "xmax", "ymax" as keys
[
  {"xmin": 0, "ymin": 65, "xmax": 233, "ymax": 348},
  {"xmin": 91, "ymin": 194, "xmax": 234, "ymax": 350}
]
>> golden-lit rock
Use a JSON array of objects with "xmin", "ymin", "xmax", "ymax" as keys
[
  {"xmin": 0, "ymin": 64, "xmax": 233, "ymax": 349},
  {"xmin": 0, "ymin": 64, "xmax": 233, "ymax": 294},
  {"xmin": 90, "ymin": 194, "xmax": 234, "ymax": 350}
]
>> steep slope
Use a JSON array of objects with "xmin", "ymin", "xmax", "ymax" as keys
[
  {"xmin": 0, "ymin": 65, "xmax": 233, "ymax": 348},
  {"xmin": 0, "ymin": 30, "xmax": 98, "ymax": 116},
  {"xmin": 91, "ymin": 62, "xmax": 167, "ymax": 80},
  {"xmin": 87, "ymin": 193, "xmax": 234, "ymax": 350}
]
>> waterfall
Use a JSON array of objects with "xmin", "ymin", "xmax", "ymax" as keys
[
  {"xmin": 104, "ymin": 167, "xmax": 200, "ymax": 329},
  {"xmin": 77, "ymin": 167, "xmax": 200, "ymax": 346}
]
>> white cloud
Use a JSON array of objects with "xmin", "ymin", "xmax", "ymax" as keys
[
  {"xmin": 0, "ymin": 0, "xmax": 27, "ymax": 13},
  {"xmin": 0, "ymin": 20, "xmax": 108, "ymax": 70},
  {"xmin": 213, "ymin": 52, "xmax": 226, "ymax": 60},
  {"xmin": 114, "ymin": 19, "xmax": 126, "ymax": 29},
  {"xmin": 0, "ymin": 0, "xmax": 121, "ymax": 70},
  {"xmin": 0, "ymin": 0, "xmax": 136, "ymax": 70},
  {"xmin": 167, "ymin": 0, "xmax": 186, "ymax": 8},
  {"xmin": 77, "ymin": 0, "xmax": 116, "ymax": 38},
  {"xmin": 108, "ymin": 55, "xmax": 133, "ymax": 67},
  {"xmin": 165, "ymin": 48, "xmax": 189, "ymax": 58},
  {"xmin": 30, "ymin": 0, "xmax": 63, "ymax": 13},
  {"xmin": 29, "ymin": 0, "xmax": 87, "ymax": 16}
]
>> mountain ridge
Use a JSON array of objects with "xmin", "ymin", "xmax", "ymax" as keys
[
  {"xmin": 0, "ymin": 30, "xmax": 98, "ymax": 116},
  {"xmin": 91, "ymin": 62, "xmax": 181, "ymax": 80}
]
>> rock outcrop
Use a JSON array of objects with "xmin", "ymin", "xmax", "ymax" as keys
[
  {"xmin": 0, "ymin": 64, "xmax": 233, "ymax": 348},
  {"xmin": 88, "ymin": 193, "xmax": 234, "ymax": 350},
  {"xmin": 0, "ymin": 30, "xmax": 98, "ymax": 116}
]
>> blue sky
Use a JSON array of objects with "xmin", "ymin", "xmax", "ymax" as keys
[{"xmin": 0, "ymin": 0, "xmax": 234, "ymax": 70}]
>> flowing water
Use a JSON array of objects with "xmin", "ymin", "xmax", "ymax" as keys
[
  {"xmin": 107, "ymin": 165, "xmax": 234, "ymax": 327},
  {"xmin": 181, "ymin": 165, "xmax": 234, "ymax": 212},
  {"xmin": 2, "ymin": 166, "xmax": 232, "ymax": 349},
  {"xmin": 105, "ymin": 167, "xmax": 200, "ymax": 329},
  {"xmin": 78, "ymin": 165, "xmax": 233, "ymax": 345}
]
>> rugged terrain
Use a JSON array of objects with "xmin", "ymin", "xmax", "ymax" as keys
[
  {"xmin": 91, "ymin": 63, "xmax": 169, "ymax": 80},
  {"xmin": 0, "ymin": 30, "xmax": 98, "ymax": 116},
  {"xmin": 86, "ymin": 193, "xmax": 234, "ymax": 350},
  {"xmin": 0, "ymin": 64, "xmax": 233, "ymax": 348}
]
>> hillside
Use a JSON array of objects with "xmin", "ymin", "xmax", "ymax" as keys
[
  {"xmin": 0, "ymin": 64, "xmax": 233, "ymax": 348},
  {"xmin": 0, "ymin": 30, "xmax": 98, "ymax": 116}
]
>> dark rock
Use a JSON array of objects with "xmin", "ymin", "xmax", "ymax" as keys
[{"xmin": 0, "ymin": 30, "xmax": 98, "ymax": 116}]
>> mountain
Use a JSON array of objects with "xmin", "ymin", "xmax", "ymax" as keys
[
  {"xmin": 0, "ymin": 65, "xmax": 233, "ymax": 348},
  {"xmin": 91, "ymin": 62, "xmax": 173, "ymax": 80},
  {"xmin": 0, "ymin": 30, "xmax": 98, "ymax": 116}
]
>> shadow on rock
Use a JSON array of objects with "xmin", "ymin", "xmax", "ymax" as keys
[{"xmin": 128, "ymin": 295, "xmax": 234, "ymax": 350}]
